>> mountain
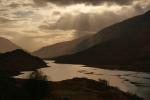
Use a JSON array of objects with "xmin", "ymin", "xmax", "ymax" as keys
[
  {"xmin": 54, "ymin": 11, "xmax": 150, "ymax": 72},
  {"xmin": 0, "ymin": 37, "xmax": 20, "ymax": 53},
  {"xmin": 0, "ymin": 49, "xmax": 47, "ymax": 71},
  {"xmin": 33, "ymin": 35, "xmax": 94, "ymax": 58}
]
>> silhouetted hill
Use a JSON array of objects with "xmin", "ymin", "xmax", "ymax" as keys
[
  {"xmin": 0, "ymin": 49, "xmax": 47, "ymax": 71},
  {"xmin": 50, "ymin": 78, "xmax": 143, "ymax": 100},
  {"xmin": 33, "ymin": 35, "xmax": 94, "ymax": 58},
  {"xmin": 0, "ymin": 37, "xmax": 20, "ymax": 53},
  {"xmin": 55, "ymin": 11, "xmax": 150, "ymax": 72},
  {"xmin": 0, "ymin": 77, "xmax": 143, "ymax": 100}
]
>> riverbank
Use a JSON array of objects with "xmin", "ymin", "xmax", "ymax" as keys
[
  {"xmin": 12, "ymin": 78, "xmax": 143, "ymax": 100},
  {"xmin": 54, "ymin": 61, "xmax": 150, "ymax": 73},
  {"xmin": 50, "ymin": 78, "xmax": 143, "ymax": 100},
  {"xmin": 84, "ymin": 64, "xmax": 150, "ymax": 73}
]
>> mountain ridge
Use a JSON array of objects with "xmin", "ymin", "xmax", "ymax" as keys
[
  {"xmin": 33, "ymin": 35, "xmax": 94, "ymax": 58},
  {"xmin": 54, "ymin": 10, "xmax": 150, "ymax": 72}
]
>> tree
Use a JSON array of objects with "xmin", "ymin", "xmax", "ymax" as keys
[{"xmin": 23, "ymin": 70, "xmax": 51, "ymax": 100}]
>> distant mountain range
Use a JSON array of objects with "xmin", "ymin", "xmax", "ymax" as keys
[
  {"xmin": 54, "ymin": 11, "xmax": 150, "ymax": 72},
  {"xmin": 33, "ymin": 35, "xmax": 94, "ymax": 58},
  {"xmin": 0, "ymin": 37, "xmax": 20, "ymax": 53}
]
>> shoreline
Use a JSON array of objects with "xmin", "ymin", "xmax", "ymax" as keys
[
  {"xmin": 54, "ymin": 61, "xmax": 150, "ymax": 73},
  {"xmin": 14, "ymin": 78, "xmax": 144, "ymax": 100}
]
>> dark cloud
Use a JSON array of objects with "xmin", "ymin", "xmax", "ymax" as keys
[
  {"xmin": 52, "ymin": 11, "xmax": 61, "ymax": 16},
  {"xmin": 0, "ymin": 9, "xmax": 7, "ymax": 11},
  {"xmin": 39, "ymin": 12, "xmax": 126, "ymax": 32},
  {"xmin": 33, "ymin": 0, "xmax": 47, "ymax": 6},
  {"xmin": 33, "ymin": 0, "xmax": 135, "ymax": 6},
  {"xmin": 0, "ymin": 17, "xmax": 14, "ymax": 23},
  {"xmin": 9, "ymin": 3, "xmax": 20, "ymax": 8}
]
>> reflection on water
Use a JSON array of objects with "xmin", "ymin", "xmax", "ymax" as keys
[{"xmin": 15, "ymin": 61, "xmax": 150, "ymax": 100}]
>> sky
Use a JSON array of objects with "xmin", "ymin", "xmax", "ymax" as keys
[{"xmin": 0, "ymin": 0, "xmax": 150, "ymax": 51}]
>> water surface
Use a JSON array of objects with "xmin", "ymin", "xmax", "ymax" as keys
[{"xmin": 15, "ymin": 61, "xmax": 150, "ymax": 100}]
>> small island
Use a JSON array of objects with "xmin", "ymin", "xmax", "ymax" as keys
[{"xmin": 0, "ymin": 49, "xmax": 47, "ymax": 76}]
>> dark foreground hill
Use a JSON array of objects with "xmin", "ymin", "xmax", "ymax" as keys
[
  {"xmin": 55, "ymin": 11, "xmax": 150, "ymax": 72},
  {"xmin": 0, "ymin": 49, "xmax": 47, "ymax": 72},
  {"xmin": 4, "ymin": 77, "xmax": 142, "ymax": 100}
]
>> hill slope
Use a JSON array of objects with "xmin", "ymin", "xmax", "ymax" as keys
[
  {"xmin": 33, "ymin": 35, "xmax": 94, "ymax": 58},
  {"xmin": 0, "ymin": 37, "xmax": 20, "ymax": 53},
  {"xmin": 55, "ymin": 11, "xmax": 150, "ymax": 72},
  {"xmin": 0, "ymin": 49, "xmax": 47, "ymax": 71}
]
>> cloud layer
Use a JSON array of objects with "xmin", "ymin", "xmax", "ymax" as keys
[
  {"xmin": 0, "ymin": 0, "xmax": 149, "ymax": 51},
  {"xmin": 34, "ymin": 0, "xmax": 135, "ymax": 6}
]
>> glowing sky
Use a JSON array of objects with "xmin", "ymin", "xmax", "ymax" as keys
[{"xmin": 0, "ymin": 0, "xmax": 150, "ymax": 51}]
